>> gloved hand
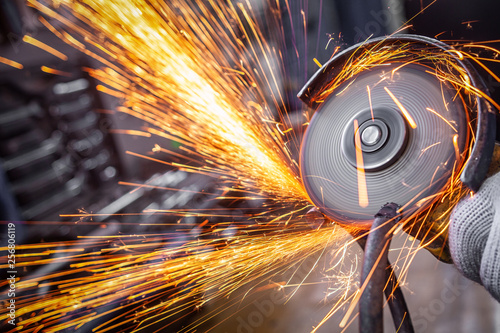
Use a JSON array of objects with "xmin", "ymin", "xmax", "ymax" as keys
[{"xmin": 449, "ymin": 171, "xmax": 500, "ymax": 302}]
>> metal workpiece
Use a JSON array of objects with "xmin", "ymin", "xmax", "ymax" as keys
[
  {"xmin": 358, "ymin": 203, "xmax": 413, "ymax": 333},
  {"xmin": 311, "ymin": 203, "xmax": 414, "ymax": 332}
]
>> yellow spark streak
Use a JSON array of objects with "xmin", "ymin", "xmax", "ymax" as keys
[
  {"xmin": 0, "ymin": 56, "xmax": 23, "ymax": 69},
  {"xmin": 384, "ymin": 87, "xmax": 417, "ymax": 129},
  {"xmin": 445, "ymin": 49, "xmax": 464, "ymax": 60},
  {"xmin": 313, "ymin": 58, "xmax": 322, "ymax": 68},
  {"xmin": 425, "ymin": 107, "xmax": 458, "ymax": 132},
  {"xmin": 453, "ymin": 134, "xmax": 460, "ymax": 161},
  {"xmin": 419, "ymin": 141, "xmax": 441, "ymax": 159},
  {"xmin": 353, "ymin": 120, "xmax": 369, "ymax": 208},
  {"xmin": 108, "ymin": 129, "xmax": 152, "ymax": 137},
  {"xmin": 305, "ymin": 35, "xmax": 485, "ymax": 318},
  {"xmin": 41, "ymin": 65, "xmax": 72, "ymax": 76},
  {"xmin": 340, "ymin": 236, "xmax": 392, "ymax": 328},
  {"xmin": 23, "ymin": 35, "xmax": 68, "ymax": 60},
  {"xmin": 367, "ymin": 85, "xmax": 374, "ymax": 121}
]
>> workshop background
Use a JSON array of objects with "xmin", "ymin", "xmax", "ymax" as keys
[{"xmin": 1, "ymin": 0, "xmax": 500, "ymax": 332}]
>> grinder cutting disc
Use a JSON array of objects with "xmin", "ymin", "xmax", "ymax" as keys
[{"xmin": 300, "ymin": 63, "xmax": 469, "ymax": 226}]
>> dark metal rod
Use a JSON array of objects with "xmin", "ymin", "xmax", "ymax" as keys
[
  {"xmin": 356, "ymin": 238, "xmax": 414, "ymax": 332},
  {"xmin": 384, "ymin": 261, "xmax": 414, "ymax": 333},
  {"xmin": 358, "ymin": 203, "xmax": 414, "ymax": 333},
  {"xmin": 305, "ymin": 206, "xmax": 414, "ymax": 332}
]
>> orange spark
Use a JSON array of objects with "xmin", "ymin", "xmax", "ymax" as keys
[
  {"xmin": 418, "ymin": 142, "xmax": 441, "ymax": 159},
  {"xmin": 5, "ymin": 1, "xmax": 498, "ymax": 332},
  {"xmin": 353, "ymin": 119, "xmax": 369, "ymax": 208},
  {"xmin": 313, "ymin": 58, "xmax": 322, "ymax": 68},
  {"xmin": 453, "ymin": 134, "xmax": 460, "ymax": 161},
  {"xmin": 367, "ymin": 85, "xmax": 374, "ymax": 121},
  {"xmin": 41, "ymin": 66, "xmax": 72, "ymax": 77},
  {"xmin": 0, "ymin": 56, "xmax": 23, "ymax": 69},
  {"xmin": 384, "ymin": 87, "xmax": 417, "ymax": 129},
  {"xmin": 425, "ymin": 107, "xmax": 457, "ymax": 132},
  {"xmin": 23, "ymin": 35, "xmax": 68, "ymax": 60},
  {"xmin": 109, "ymin": 129, "xmax": 152, "ymax": 137}
]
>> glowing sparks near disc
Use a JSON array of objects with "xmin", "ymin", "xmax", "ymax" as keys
[
  {"xmin": 0, "ymin": 0, "xmax": 331, "ymax": 331},
  {"xmin": 1, "ymin": 224, "xmax": 353, "ymax": 333},
  {"xmin": 426, "ymin": 107, "xmax": 458, "ymax": 132}
]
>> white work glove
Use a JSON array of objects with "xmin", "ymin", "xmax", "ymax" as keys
[{"xmin": 449, "ymin": 171, "xmax": 500, "ymax": 302}]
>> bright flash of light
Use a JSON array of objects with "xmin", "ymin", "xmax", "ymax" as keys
[
  {"xmin": 1, "ymin": 0, "xmax": 351, "ymax": 331},
  {"xmin": 28, "ymin": 0, "xmax": 308, "ymax": 207}
]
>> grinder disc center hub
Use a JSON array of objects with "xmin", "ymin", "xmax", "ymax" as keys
[
  {"xmin": 341, "ymin": 107, "xmax": 408, "ymax": 172},
  {"xmin": 361, "ymin": 125, "xmax": 382, "ymax": 146}
]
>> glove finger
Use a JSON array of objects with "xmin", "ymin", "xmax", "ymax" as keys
[
  {"xmin": 479, "ymin": 174, "xmax": 500, "ymax": 301},
  {"xmin": 480, "ymin": 206, "xmax": 500, "ymax": 301},
  {"xmin": 449, "ymin": 177, "xmax": 496, "ymax": 283}
]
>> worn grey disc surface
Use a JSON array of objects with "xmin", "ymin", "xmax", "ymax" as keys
[{"xmin": 300, "ymin": 63, "xmax": 468, "ymax": 225}]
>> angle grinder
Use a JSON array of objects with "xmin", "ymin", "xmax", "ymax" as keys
[{"xmin": 299, "ymin": 35, "xmax": 499, "ymax": 261}]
